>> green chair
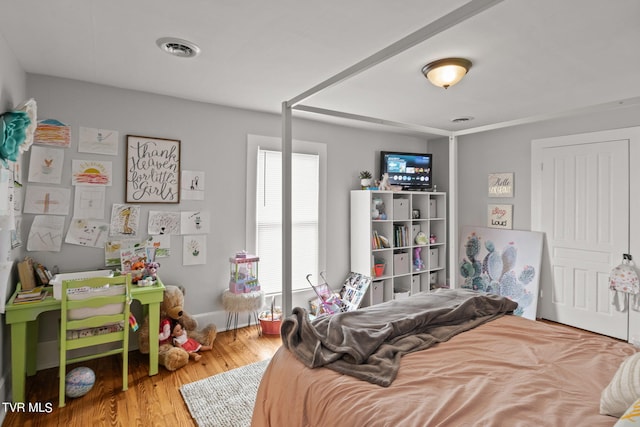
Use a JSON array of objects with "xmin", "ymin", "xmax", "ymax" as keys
[{"xmin": 59, "ymin": 274, "xmax": 132, "ymax": 407}]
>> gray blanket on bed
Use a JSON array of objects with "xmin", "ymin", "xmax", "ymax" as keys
[{"xmin": 281, "ymin": 288, "xmax": 518, "ymax": 386}]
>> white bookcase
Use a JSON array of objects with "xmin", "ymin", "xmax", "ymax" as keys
[{"xmin": 350, "ymin": 190, "xmax": 447, "ymax": 306}]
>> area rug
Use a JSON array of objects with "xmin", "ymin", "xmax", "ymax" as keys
[{"xmin": 180, "ymin": 359, "xmax": 270, "ymax": 427}]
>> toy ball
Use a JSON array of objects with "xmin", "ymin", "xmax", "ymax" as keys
[{"xmin": 65, "ymin": 367, "xmax": 95, "ymax": 398}]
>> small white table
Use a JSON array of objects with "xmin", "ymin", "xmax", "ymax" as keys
[{"xmin": 222, "ymin": 289, "xmax": 264, "ymax": 339}]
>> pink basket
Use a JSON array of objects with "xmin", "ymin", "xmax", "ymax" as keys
[{"xmin": 259, "ymin": 319, "xmax": 282, "ymax": 335}]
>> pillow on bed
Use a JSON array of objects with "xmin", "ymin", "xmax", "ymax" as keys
[
  {"xmin": 601, "ymin": 352, "xmax": 640, "ymax": 417},
  {"xmin": 614, "ymin": 398, "xmax": 640, "ymax": 426}
]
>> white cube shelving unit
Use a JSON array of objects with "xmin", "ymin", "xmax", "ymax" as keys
[{"xmin": 350, "ymin": 190, "xmax": 447, "ymax": 306}]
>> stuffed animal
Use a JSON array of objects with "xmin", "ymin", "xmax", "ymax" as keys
[
  {"xmin": 138, "ymin": 285, "xmax": 217, "ymax": 371},
  {"xmin": 378, "ymin": 173, "xmax": 392, "ymax": 191},
  {"xmin": 144, "ymin": 261, "xmax": 160, "ymax": 280},
  {"xmin": 131, "ymin": 261, "xmax": 146, "ymax": 283}
]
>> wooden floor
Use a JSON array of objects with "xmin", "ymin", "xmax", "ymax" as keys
[{"xmin": 3, "ymin": 326, "xmax": 282, "ymax": 427}]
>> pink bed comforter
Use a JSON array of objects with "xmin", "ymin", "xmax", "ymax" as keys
[{"xmin": 252, "ymin": 315, "xmax": 636, "ymax": 427}]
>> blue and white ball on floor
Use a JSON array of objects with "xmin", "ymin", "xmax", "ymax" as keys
[{"xmin": 65, "ymin": 367, "xmax": 95, "ymax": 398}]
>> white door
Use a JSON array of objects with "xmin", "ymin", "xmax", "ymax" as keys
[{"xmin": 533, "ymin": 134, "xmax": 629, "ymax": 339}]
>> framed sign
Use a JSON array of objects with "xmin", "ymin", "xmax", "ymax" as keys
[
  {"xmin": 488, "ymin": 204, "xmax": 513, "ymax": 229},
  {"xmin": 126, "ymin": 135, "xmax": 180, "ymax": 203},
  {"xmin": 488, "ymin": 172, "xmax": 514, "ymax": 198}
]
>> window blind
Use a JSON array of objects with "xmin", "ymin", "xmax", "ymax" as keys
[{"xmin": 256, "ymin": 149, "xmax": 319, "ymax": 294}]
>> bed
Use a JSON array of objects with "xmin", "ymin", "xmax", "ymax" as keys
[{"xmin": 251, "ymin": 289, "xmax": 638, "ymax": 426}]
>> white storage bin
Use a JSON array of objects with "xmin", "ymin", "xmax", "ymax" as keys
[
  {"xmin": 430, "ymin": 272, "xmax": 438, "ymax": 286},
  {"xmin": 429, "ymin": 199, "xmax": 437, "ymax": 218},
  {"xmin": 429, "ymin": 249, "xmax": 439, "ymax": 269},
  {"xmin": 393, "ymin": 198, "xmax": 410, "ymax": 220},
  {"xmin": 50, "ymin": 270, "xmax": 114, "ymax": 300},
  {"xmin": 393, "ymin": 253, "xmax": 410, "ymax": 275},
  {"xmin": 371, "ymin": 281, "xmax": 384, "ymax": 305},
  {"xmin": 411, "ymin": 275, "xmax": 421, "ymax": 292}
]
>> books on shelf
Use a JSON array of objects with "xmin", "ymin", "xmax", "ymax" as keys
[
  {"xmin": 393, "ymin": 224, "xmax": 409, "ymax": 247},
  {"xmin": 372, "ymin": 230, "xmax": 390, "ymax": 249}
]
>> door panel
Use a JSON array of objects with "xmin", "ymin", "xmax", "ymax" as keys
[{"xmin": 538, "ymin": 139, "xmax": 628, "ymax": 339}]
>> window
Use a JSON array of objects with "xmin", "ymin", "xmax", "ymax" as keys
[{"xmin": 246, "ymin": 135, "xmax": 326, "ymax": 295}]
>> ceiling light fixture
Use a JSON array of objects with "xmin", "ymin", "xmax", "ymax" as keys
[
  {"xmin": 422, "ymin": 58, "xmax": 472, "ymax": 89},
  {"xmin": 156, "ymin": 37, "xmax": 201, "ymax": 58}
]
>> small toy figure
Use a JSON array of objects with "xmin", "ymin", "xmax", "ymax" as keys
[
  {"xmin": 414, "ymin": 247, "xmax": 425, "ymax": 271},
  {"xmin": 171, "ymin": 320, "xmax": 212, "ymax": 362},
  {"xmin": 144, "ymin": 261, "xmax": 160, "ymax": 280},
  {"xmin": 131, "ymin": 261, "xmax": 146, "ymax": 283},
  {"xmin": 378, "ymin": 173, "xmax": 392, "ymax": 191}
]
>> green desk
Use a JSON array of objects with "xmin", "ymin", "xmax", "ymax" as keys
[{"xmin": 5, "ymin": 279, "xmax": 165, "ymax": 403}]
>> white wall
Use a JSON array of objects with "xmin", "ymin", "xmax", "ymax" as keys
[
  {"xmin": 0, "ymin": 30, "xmax": 27, "ymax": 417},
  {"xmin": 455, "ymin": 106, "xmax": 640, "ymax": 232}
]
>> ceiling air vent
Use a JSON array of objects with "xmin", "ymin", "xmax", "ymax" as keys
[
  {"xmin": 156, "ymin": 37, "xmax": 201, "ymax": 58},
  {"xmin": 450, "ymin": 116, "xmax": 474, "ymax": 123}
]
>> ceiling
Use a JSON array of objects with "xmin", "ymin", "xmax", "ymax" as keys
[{"xmin": 1, "ymin": 0, "xmax": 639, "ymax": 137}]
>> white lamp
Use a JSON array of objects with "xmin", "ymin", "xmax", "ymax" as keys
[{"xmin": 422, "ymin": 58, "xmax": 472, "ymax": 89}]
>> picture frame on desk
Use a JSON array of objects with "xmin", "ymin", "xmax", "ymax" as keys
[{"xmin": 126, "ymin": 135, "xmax": 181, "ymax": 203}]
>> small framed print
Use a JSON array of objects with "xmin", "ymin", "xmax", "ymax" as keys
[
  {"xmin": 488, "ymin": 172, "xmax": 514, "ymax": 198},
  {"xmin": 126, "ymin": 135, "xmax": 180, "ymax": 203},
  {"xmin": 488, "ymin": 204, "xmax": 513, "ymax": 229}
]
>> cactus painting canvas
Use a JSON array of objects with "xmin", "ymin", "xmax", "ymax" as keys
[{"xmin": 458, "ymin": 226, "xmax": 543, "ymax": 320}]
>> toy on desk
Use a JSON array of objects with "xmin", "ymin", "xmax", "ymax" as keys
[
  {"xmin": 144, "ymin": 261, "xmax": 160, "ymax": 280},
  {"xmin": 131, "ymin": 261, "xmax": 146, "ymax": 283},
  {"xmin": 229, "ymin": 251, "xmax": 261, "ymax": 294},
  {"xmin": 136, "ymin": 261, "xmax": 160, "ymax": 286}
]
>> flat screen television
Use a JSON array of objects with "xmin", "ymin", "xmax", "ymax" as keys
[{"xmin": 380, "ymin": 151, "xmax": 433, "ymax": 191}]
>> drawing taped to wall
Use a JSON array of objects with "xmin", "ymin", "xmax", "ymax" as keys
[
  {"xmin": 183, "ymin": 235, "xmax": 206, "ymax": 265},
  {"xmin": 72, "ymin": 160, "xmax": 112, "ymax": 186},
  {"xmin": 11, "ymin": 216, "xmax": 22, "ymax": 249},
  {"xmin": 33, "ymin": 119, "xmax": 71, "ymax": 147},
  {"xmin": 27, "ymin": 215, "xmax": 65, "ymax": 252},
  {"xmin": 27, "ymin": 146, "xmax": 64, "ymax": 184},
  {"xmin": 109, "ymin": 204, "xmax": 140, "ymax": 237},
  {"xmin": 148, "ymin": 211, "xmax": 180, "ymax": 235},
  {"xmin": 73, "ymin": 185, "xmax": 106, "ymax": 219},
  {"xmin": 24, "ymin": 185, "xmax": 71, "ymax": 215},
  {"xmin": 181, "ymin": 170, "xmax": 205, "ymax": 200},
  {"xmin": 180, "ymin": 211, "xmax": 210, "ymax": 234},
  {"xmin": 65, "ymin": 218, "xmax": 110, "ymax": 248},
  {"xmin": 78, "ymin": 127, "xmax": 119, "ymax": 155}
]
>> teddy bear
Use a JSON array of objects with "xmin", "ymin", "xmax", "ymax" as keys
[{"xmin": 138, "ymin": 285, "xmax": 217, "ymax": 371}]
